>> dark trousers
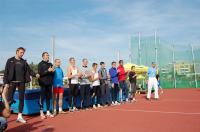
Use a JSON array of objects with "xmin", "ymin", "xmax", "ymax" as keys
[
  {"xmin": 69, "ymin": 84, "xmax": 79, "ymax": 108},
  {"xmin": 8, "ymin": 82, "xmax": 25, "ymax": 113},
  {"xmin": 100, "ymin": 83, "xmax": 111, "ymax": 105},
  {"xmin": 111, "ymin": 83, "xmax": 119, "ymax": 102},
  {"xmin": 39, "ymin": 85, "xmax": 52, "ymax": 111},
  {"xmin": 130, "ymin": 82, "xmax": 137, "ymax": 99},
  {"xmin": 80, "ymin": 84, "xmax": 90, "ymax": 108},
  {"xmin": 92, "ymin": 86, "xmax": 101, "ymax": 105},
  {"xmin": 119, "ymin": 80, "xmax": 128, "ymax": 101}
]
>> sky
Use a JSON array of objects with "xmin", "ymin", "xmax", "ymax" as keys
[{"xmin": 0, "ymin": 0, "xmax": 200, "ymax": 71}]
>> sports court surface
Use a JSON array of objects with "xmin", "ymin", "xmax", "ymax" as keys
[{"xmin": 6, "ymin": 88, "xmax": 200, "ymax": 132}]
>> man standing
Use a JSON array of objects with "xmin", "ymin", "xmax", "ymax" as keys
[
  {"xmin": 146, "ymin": 62, "xmax": 159, "ymax": 100},
  {"xmin": 53, "ymin": 59, "xmax": 66, "ymax": 114},
  {"xmin": 80, "ymin": 58, "xmax": 91, "ymax": 109},
  {"xmin": 109, "ymin": 61, "xmax": 120, "ymax": 105},
  {"xmin": 128, "ymin": 66, "xmax": 137, "ymax": 102},
  {"xmin": 99, "ymin": 62, "xmax": 111, "ymax": 106},
  {"xmin": 3, "ymin": 47, "xmax": 39, "ymax": 123},
  {"xmin": 38, "ymin": 52, "xmax": 54, "ymax": 119},
  {"xmin": 117, "ymin": 60, "xmax": 128, "ymax": 103}
]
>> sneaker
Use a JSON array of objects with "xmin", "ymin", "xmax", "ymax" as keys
[
  {"xmin": 59, "ymin": 110, "xmax": 67, "ymax": 114},
  {"xmin": 69, "ymin": 108, "xmax": 74, "ymax": 112},
  {"xmin": 114, "ymin": 101, "xmax": 119, "ymax": 105},
  {"xmin": 53, "ymin": 110, "xmax": 57, "ymax": 115},
  {"xmin": 53, "ymin": 112, "xmax": 57, "ymax": 116},
  {"xmin": 74, "ymin": 107, "xmax": 79, "ymax": 111},
  {"xmin": 97, "ymin": 104, "xmax": 102, "ymax": 108},
  {"xmin": 41, "ymin": 114, "xmax": 46, "ymax": 120},
  {"xmin": 16, "ymin": 117, "xmax": 27, "ymax": 123},
  {"xmin": 126, "ymin": 98, "xmax": 129, "ymax": 102},
  {"xmin": 93, "ymin": 105, "xmax": 97, "ymax": 109},
  {"xmin": 146, "ymin": 97, "xmax": 151, "ymax": 101},
  {"xmin": 130, "ymin": 100, "xmax": 134, "ymax": 103},
  {"xmin": 133, "ymin": 98, "xmax": 136, "ymax": 102},
  {"xmin": 46, "ymin": 113, "xmax": 54, "ymax": 118}
]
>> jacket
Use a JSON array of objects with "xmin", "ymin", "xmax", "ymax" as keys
[
  {"xmin": 117, "ymin": 65, "xmax": 127, "ymax": 81},
  {"xmin": 38, "ymin": 60, "xmax": 54, "ymax": 86},
  {"xmin": 109, "ymin": 67, "xmax": 118, "ymax": 84},
  {"xmin": 3, "ymin": 57, "xmax": 36, "ymax": 84}
]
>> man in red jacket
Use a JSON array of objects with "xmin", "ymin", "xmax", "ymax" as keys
[{"xmin": 117, "ymin": 60, "xmax": 128, "ymax": 103}]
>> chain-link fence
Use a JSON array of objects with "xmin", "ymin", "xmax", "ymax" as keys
[{"xmin": 130, "ymin": 34, "xmax": 200, "ymax": 88}]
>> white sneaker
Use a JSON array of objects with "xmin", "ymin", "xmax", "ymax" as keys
[
  {"xmin": 133, "ymin": 98, "xmax": 136, "ymax": 102},
  {"xmin": 59, "ymin": 110, "xmax": 67, "ymax": 114},
  {"xmin": 69, "ymin": 107, "xmax": 74, "ymax": 112},
  {"xmin": 74, "ymin": 107, "xmax": 78, "ymax": 111},
  {"xmin": 17, "ymin": 117, "xmax": 27, "ymax": 123},
  {"xmin": 126, "ymin": 98, "xmax": 129, "ymax": 102},
  {"xmin": 93, "ymin": 105, "xmax": 97, "ymax": 109},
  {"xmin": 40, "ymin": 113, "xmax": 47, "ymax": 120},
  {"xmin": 53, "ymin": 110, "xmax": 57, "ymax": 115},
  {"xmin": 46, "ymin": 112, "xmax": 54, "ymax": 118},
  {"xmin": 112, "ymin": 101, "xmax": 115, "ymax": 105},
  {"xmin": 97, "ymin": 104, "xmax": 102, "ymax": 108}
]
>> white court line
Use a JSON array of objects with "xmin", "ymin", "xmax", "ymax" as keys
[{"xmin": 102, "ymin": 108, "xmax": 200, "ymax": 116}]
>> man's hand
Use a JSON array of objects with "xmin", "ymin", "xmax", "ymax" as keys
[
  {"xmin": 48, "ymin": 67, "xmax": 54, "ymax": 72},
  {"xmin": 2, "ymin": 86, "xmax": 8, "ymax": 102},
  {"xmin": 132, "ymin": 75, "xmax": 137, "ymax": 78},
  {"xmin": 2, "ymin": 85, "xmax": 10, "ymax": 117},
  {"xmin": 48, "ymin": 67, "xmax": 52, "ymax": 72},
  {"xmin": 36, "ymin": 74, "xmax": 40, "ymax": 78},
  {"xmin": 4, "ymin": 84, "xmax": 9, "ymax": 88},
  {"xmin": 77, "ymin": 72, "xmax": 83, "ymax": 78},
  {"xmin": 112, "ymin": 83, "xmax": 114, "ymax": 88}
]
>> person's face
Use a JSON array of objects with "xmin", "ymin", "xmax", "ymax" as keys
[
  {"xmin": 112, "ymin": 63, "xmax": 116, "ymax": 68},
  {"xmin": 120, "ymin": 61, "xmax": 123, "ymax": 66},
  {"xmin": 83, "ymin": 59, "xmax": 88, "ymax": 66},
  {"xmin": 93, "ymin": 64, "xmax": 98, "ymax": 70},
  {"xmin": 55, "ymin": 60, "xmax": 61, "ymax": 67},
  {"xmin": 70, "ymin": 59, "xmax": 76, "ymax": 66},
  {"xmin": 102, "ymin": 63, "xmax": 106, "ymax": 68},
  {"xmin": 152, "ymin": 63, "xmax": 156, "ymax": 68},
  {"xmin": 132, "ymin": 67, "xmax": 135, "ymax": 71},
  {"xmin": 16, "ymin": 49, "xmax": 25, "ymax": 58},
  {"xmin": 43, "ymin": 53, "xmax": 49, "ymax": 61}
]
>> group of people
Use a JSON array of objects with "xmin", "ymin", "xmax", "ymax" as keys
[{"xmin": 0, "ymin": 47, "xmax": 161, "ymax": 125}]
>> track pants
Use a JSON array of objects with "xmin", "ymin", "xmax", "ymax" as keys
[
  {"xmin": 92, "ymin": 86, "xmax": 101, "ymax": 105},
  {"xmin": 8, "ymin": 82, "xmax": 25, "ymax": 113},
  {"xmin": 69, "ymin": 84, "xmax": 79, "ymax": 108},
  {"xmin": 111, "ymin": 83, "xmax": 119, "ymax": 102},
  {"xmin": 147, "ymin": 77, "xmax": 159, "ymax": 99},
  {"xmin": 80, "ymin": 84, "xmax": 90, "ymax": 108},
  {"xmin": 119, "ymin": 80, "xmax": 128, "ymax": 101},
  {"xmin": 39, "ymin": 85, "xmax": 52, "ymax": 111}
]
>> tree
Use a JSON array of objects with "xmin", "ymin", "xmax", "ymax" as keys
[
  {"xmin": 0, "ymin": 70, "xmax": 5, "ymax": 74},
  {"xmin": 28, "ymin": 62, "xmax": 39, "ymax": 88}
]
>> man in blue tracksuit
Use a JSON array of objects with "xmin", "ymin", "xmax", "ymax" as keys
[{"xmin": 109, "ymin": 61, "xmax": 120, "ymax": 105}]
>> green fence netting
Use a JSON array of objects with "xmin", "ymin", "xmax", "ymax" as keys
[{"xmin": 130, "ymin": 35, "xmax": 200, "ymax": 88}]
